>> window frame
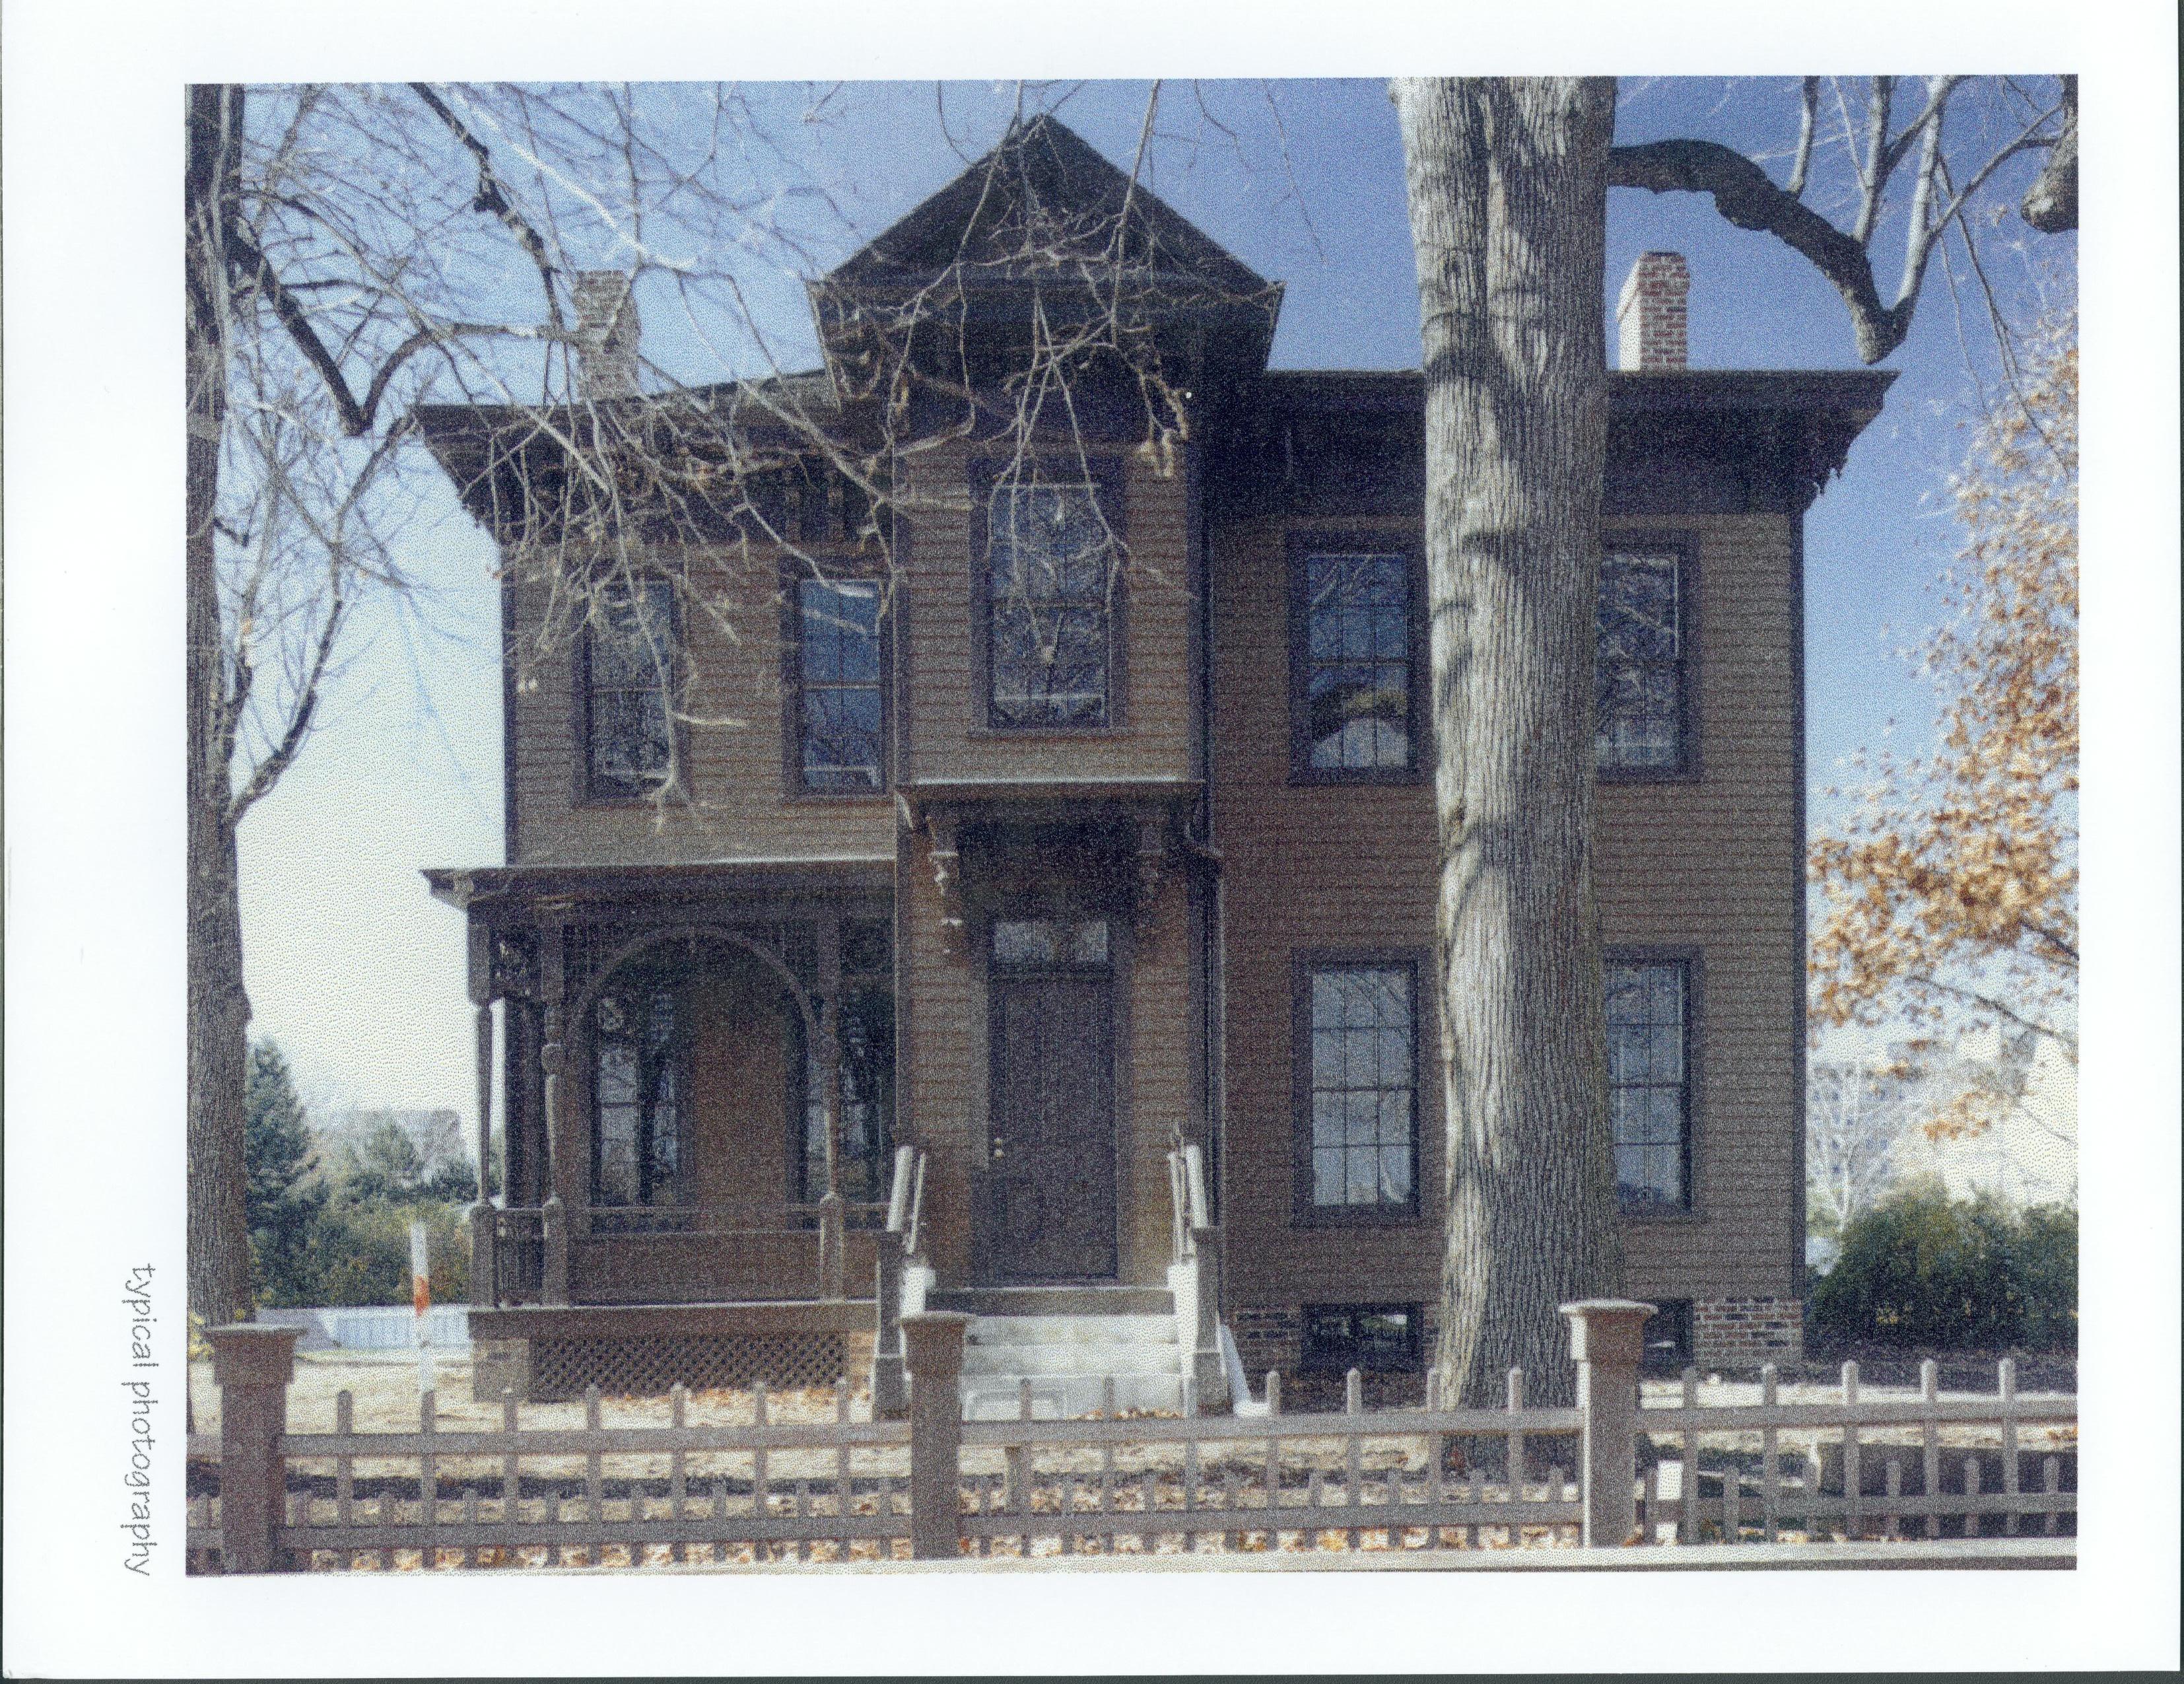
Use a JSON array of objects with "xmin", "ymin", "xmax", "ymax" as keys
[
  {"xmin": 969, "ymin": 455, "xmax": 1129, "ymax": 734},
  {"xmin": 1287, "ymin": 532, "xmax": 1426, "ymax": 786},
  {"xmin": 1291, "ymin": 948, "xmax": 1426, "ymax": 1226},
  {"xmin": 1595, "ymin": 532, "xmax": 1701, "ymax": 783},
  {"xmin": 779, "ymin": 560, "xmax": 892, "ymax": 798},
  {"xmin": 1301, "ymin": 1304, "xmax": 1424, "ymax": 1374},
  {"xmin": 1603, "ymin": 944, "xmax": 1705, "ymax": 1218},
  {"xmin": 574, "ymin": 573, "xmax": 689, "ymax": 806}
]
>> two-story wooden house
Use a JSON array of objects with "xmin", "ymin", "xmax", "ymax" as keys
[{"xmin": 418, "ymin": 116, "xmax": 1888, "ymax": 1411}]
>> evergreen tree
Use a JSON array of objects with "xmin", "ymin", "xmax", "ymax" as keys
[{"xmin": 242, "ymin": 1040, "xmax": 325, "ymax": 1304}]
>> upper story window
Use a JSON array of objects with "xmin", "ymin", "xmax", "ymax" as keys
[
  {"xmin": 1291, "ymin": 544, "xmax": 1418, "ymax": 780},
  {"xmin": 792, "ymin": 576, "xmax": 885, "ymax": 791},
  {"xmin": 1298, "ymin": 959, "xmax": 1418, "ymax": 1216},
  {"xmin": 1596, "ymin": 544, "xmax": 1691, "ymax": 775},
  {"xmin": 981, "ymin": 476, "xmax": 1119, "ymax": 729},
  {"xmin": 1606, "ymin": 956, "xmax": 1692, "ymax": 1210},
  {"xmin": 582, "ymin": 577, "xmax": 681, "ymax": 800}
]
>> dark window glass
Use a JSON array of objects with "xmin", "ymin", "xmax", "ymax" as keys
[
  {"xmin": 585, "ymin": 578, "xmax": 679, "ymax": 797},
  {"xmin": 592, "ymin": 981, "xmax": 685, "ymax": 1210},
  {"xmin": 1307, "ymin": 965, "xmax": 1416, "ymax": 1209},
  {"xmin": 1606, "ymin": 960, "xmax": 1690, "ymax": 1209},
  {"xmin": 797, "ymin": 578, "xmax": 884, "ymax": 790},
  {"xmin": 1303, "ymin": 1304, "xmax": 1421, "ymax": 1372},
  {"xmin": 1596, "ymin": 548, "xmax": 1686, "ymax": 771},
  {"xmin": 992, "ymin": 917, "xmax": 1110, "ymax": 970},
  {"xmin": 840, "ymin": 917, "xmax": 893, "ymax": 977},
  {"xmin": 986, "ymin": 481, "xmax": 1113, "ymax": 728},
  {"xmin": 800, "ymin": 987, "xmax": 895, "ymax": 1205},
  {"xmin": 1642, "ymin": 1300, "xmax": 1693, "ymax": 1374},
  {"xmin": 1301, "ymin": 553, "xmax": 1412, "ymax": 772}
]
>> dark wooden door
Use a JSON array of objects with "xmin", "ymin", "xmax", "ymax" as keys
[{"xmin": 984, "ymin": 968, "xmax": 1116, "ymax": 1281}]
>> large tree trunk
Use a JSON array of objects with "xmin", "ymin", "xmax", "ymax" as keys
[
  {"xmin": 186, "ymin": 85, "xmax": 254, "ymax": 1325},
  {"xmin": 1392, "ymin": 78, "xmax": 1625, "ymax": 1408}
]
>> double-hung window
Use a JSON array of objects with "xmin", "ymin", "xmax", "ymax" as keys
[
  {"xmin": 1596, "ymin": 544, "xmax": 1691, "ymax": 774},
  {"xmin": 792, "ymin": 575, "xmax": 885, "ymax": 791},
  {"xmin": 1298, "ymin": 960, "xmax": 1419, "ymax": 1216},
  {"xmin": 1291, "ymin": 544, "xmax": 1418, "ymax": 779},
  {"xmin": 582, "ymin": 577, "xmax": 681, "ymax": 799},
  {"xmin": 592, "ymin": 974, "xmax": 687, "ymax": 1221},
  {"xmin": 1605, "ymin": 956, "xmax": 1693, "ymax": 1210},
  {"xmin": 980, "ymin": 471, "xmax": 1119, "ymax": 728}
]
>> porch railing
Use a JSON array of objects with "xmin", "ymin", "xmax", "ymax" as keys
[
  {"xmin": 1166, "ymin": 1144, "xmax": 1225, "ymax": 1410},
  {"xmin": 475, "ymin": 1203, "xmax": 887, "ymax": 1309}
]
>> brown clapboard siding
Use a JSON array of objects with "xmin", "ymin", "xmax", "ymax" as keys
[
  {"xmin": 897, "ymin": 441, "xmax": 1196, "ymax": 784},
  {"xmin": 1212, "ymin": 508, "xmax": 1804, "ymax": 1313},
  {"xmin": 504, "ymin": 553, "xmax": 894, "ymax": 866}
]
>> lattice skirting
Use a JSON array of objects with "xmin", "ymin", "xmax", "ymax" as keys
[{"xmin": 528, "ymin": 1332, "xmax": 846, "ymax": 1401}]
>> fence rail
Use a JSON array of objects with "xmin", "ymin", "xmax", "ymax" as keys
[{"xmin": 188, "ymin": 1306, "xmax": 2076, "ymax": 1572}]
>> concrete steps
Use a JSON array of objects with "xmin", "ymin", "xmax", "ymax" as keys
[{"xmin": 945, "ymin": 1286, "xmax": 1189, "ymax": 1419}]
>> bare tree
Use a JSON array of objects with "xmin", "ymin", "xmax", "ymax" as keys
[
  {"xmin": 1390, "ymin": 75, "xmax": 2074, "ymax": 1405},
  {"xmin": 1806, "ymin": 1058, "xmax": 1913, "ymax": 1238},
  {"xmin": 184, "ymin": 81, "xmax": 1219, "ymax": 1319}
]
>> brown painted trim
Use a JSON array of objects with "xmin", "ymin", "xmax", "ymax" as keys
[
  {"xmin": 1604, "ymin": 942, "xmax": 1707, "ymax": 1222},
  {"xmin": 1285, "ymin": 531, "xmax": 1427, "ymax": 787},
  {"xmin": 1289, "ymin": 947, "xmax": 1428, "ymax": 1228},
  {"xmin": 500, "ymin": 554, "xmax": 520, "ymax": 863},
  {"xmin": 1789, "ymin": 514, "xmax": 1810, "ymax": 1299},
  {"xmin": 1596, "ymin": 530, "xmax": 1703, "ymax": 785},
  {"xmin": 967, "ymin": 453, "xmax": 1130, "ymax": 732},
  {"xmin": 778, "ymin": 555, "xmax": 894, "ymax": 799}
]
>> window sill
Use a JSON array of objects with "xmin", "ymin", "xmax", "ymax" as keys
[
  {"xmin": 785, "ymin": 785, "xmax": 893, "ymax": 805},
  {"xmin": 574, "ymin": 788, "xmax": 692, "ymax": 811},
  {"xmin": 967, "ymin": 724, "xmax": 1132, "ymax": 741},
  {"xmin": 1290, "ymin": 1207, "xmax": 1426, "ymax": 1230},
  {"xmin": 1286, "ymin": 767, "xmax": 1425, "ymax": 789},
  {"xmin": 1618, "ymin": 1205, "xmax": 1706, "ymax": 1225},
  {"xmin": 1597, "ymin": 765, "xmax": 1703, "ymax": 786}
]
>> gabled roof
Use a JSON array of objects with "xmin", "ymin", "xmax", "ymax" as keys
[{"xmin": 825, "ymin": 112, "xmax": 1274, "ymax": 304}]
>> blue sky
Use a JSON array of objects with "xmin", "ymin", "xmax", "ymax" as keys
[{"xmin": 235, "ymin": 77, "xmax": 2073, "ymax": 1131}]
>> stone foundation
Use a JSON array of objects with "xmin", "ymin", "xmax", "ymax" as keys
[{"xmin": 1693, "ymin": 1296, "xmax": 1803, "ymax": 1368}]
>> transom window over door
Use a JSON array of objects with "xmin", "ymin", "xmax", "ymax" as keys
[
  {"xmin": 794, "ymin": 577, "xmax": 885, "ymax": 790},
  {"xmin": 1299, "ymin": 961, "xmax": 1418, "ymax": 1214},
  {"xmin": 1291, "ymin": 545, "xmax": 1417, "ymax": 779},
  {"xmin": 982, "ymin": 476, "xmax": 1118, "ymax": 728},
  {"xmin": 1596, "ymin": 545, "xmax": 1690, "ymax": 773},
  {"xmin": 583, "ymin": 577, "xmax": 681, "ymax": 799},
  {"xmin": 1606, "ymin": 958, "xmax": 1691, "ymax": 1209}
]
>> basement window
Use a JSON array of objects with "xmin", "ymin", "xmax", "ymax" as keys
[
  {"xmin": 1302, "ymin": 1304, "xmax": 1421, "ymax": 1373},
  {"xmin": 1642, "ymin": 1300, "xmax": 1693, "ymax": 1374}
]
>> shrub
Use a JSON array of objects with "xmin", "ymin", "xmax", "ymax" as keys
[
  {"xmin": 289, "ymin": 1197, "xmax": 471, "ymax": 1308},
  {"xmin": 1810, "ymin": 1184, "xmax": 2076, "ymax": 1351}
]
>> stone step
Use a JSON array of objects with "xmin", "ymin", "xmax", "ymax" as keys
[
  {"xmin": 966, "ymin": 1314, "xmax": 1177, "ymax": 1347},
  {"xmin": 928, "ymin": 1284, "xmax": 1173, "ymax": 1318},
  {"xmin": 959, "ymin": 1372, "xmax": 1185, "ymax": 1420},
  {"xmin": 961, "ymin": 1341, "xmax": 1184, "ymax": 1378}
]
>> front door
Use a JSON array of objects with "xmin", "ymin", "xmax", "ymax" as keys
[{"xmin": 983, "ymin": 917, "xmax": 1116, "ymax": 1281}]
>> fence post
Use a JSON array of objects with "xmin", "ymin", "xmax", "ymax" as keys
[
  {"xmin": 1560, "ymin": 1299, "xmax": 1654, "ymax": 1549},
  {"xmin": 872, "ymin": 1229, "xmax": 906, "ymax": 1419},
  {"xmin": 206, "ymin": 1325, "xmax": 300, "ymax": 1574},
  {"xmin": 901, "ymin": 1311, "xmax": 969, "ymax": 1559}
]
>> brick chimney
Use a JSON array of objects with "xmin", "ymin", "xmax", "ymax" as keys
[
  {"xmin": 571, "ymin": 270, "xmax": 641, "ymax": 399},
  {"xmin": 1616, "ymin": 251, "xmax": 1689, "ymax": 371}
]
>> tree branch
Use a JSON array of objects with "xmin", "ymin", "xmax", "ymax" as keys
[
  {"xmin": 1608, "ymin": 137, "xmax": 1907, "ymax": 362},
  {"xmin": 409, "ymin": 81, "xmax": 564, "ymax": 328},
  {"xmin": 1786, "ymin": 75, "xmax": 1819, "ymax": 199}
]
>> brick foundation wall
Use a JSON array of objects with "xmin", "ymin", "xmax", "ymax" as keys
[
  {"xmin": 1232, "ymin": 1306, "xmax": 1302, "ymax": 1377},
  {"xmin": 1693, "ymin": 1296, "xmax": 1803, "ymax": 1368}
]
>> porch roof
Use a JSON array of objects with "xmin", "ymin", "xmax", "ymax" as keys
[{"xmin": 423, "ymin": 853, "xmax": 895, "ymax": 912}]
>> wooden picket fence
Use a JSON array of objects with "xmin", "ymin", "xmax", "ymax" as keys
[
  {"xmin": 187, "ymin": 1310, "xmax": 2075, "ymax": 1572},
  {"xmin": 1636, "ymin": 1357, "xmax": 2076, "ymax": 1545}
]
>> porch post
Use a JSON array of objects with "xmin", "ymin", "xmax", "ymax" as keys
[
  {"xmin": 816, "ymin": 911, "xmax": 844, "ymax": 1202},
  {"xmin": 469, "ymin": 985, "xmax": 497, "ymax": 1308},
  {"xmin": 537, "ymin": 913, "xmax": 570, "ymax": 1304},
  {"xmin": 1561, "ymin": 1298, "xmax": 1654, "ymax": 1547}
]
